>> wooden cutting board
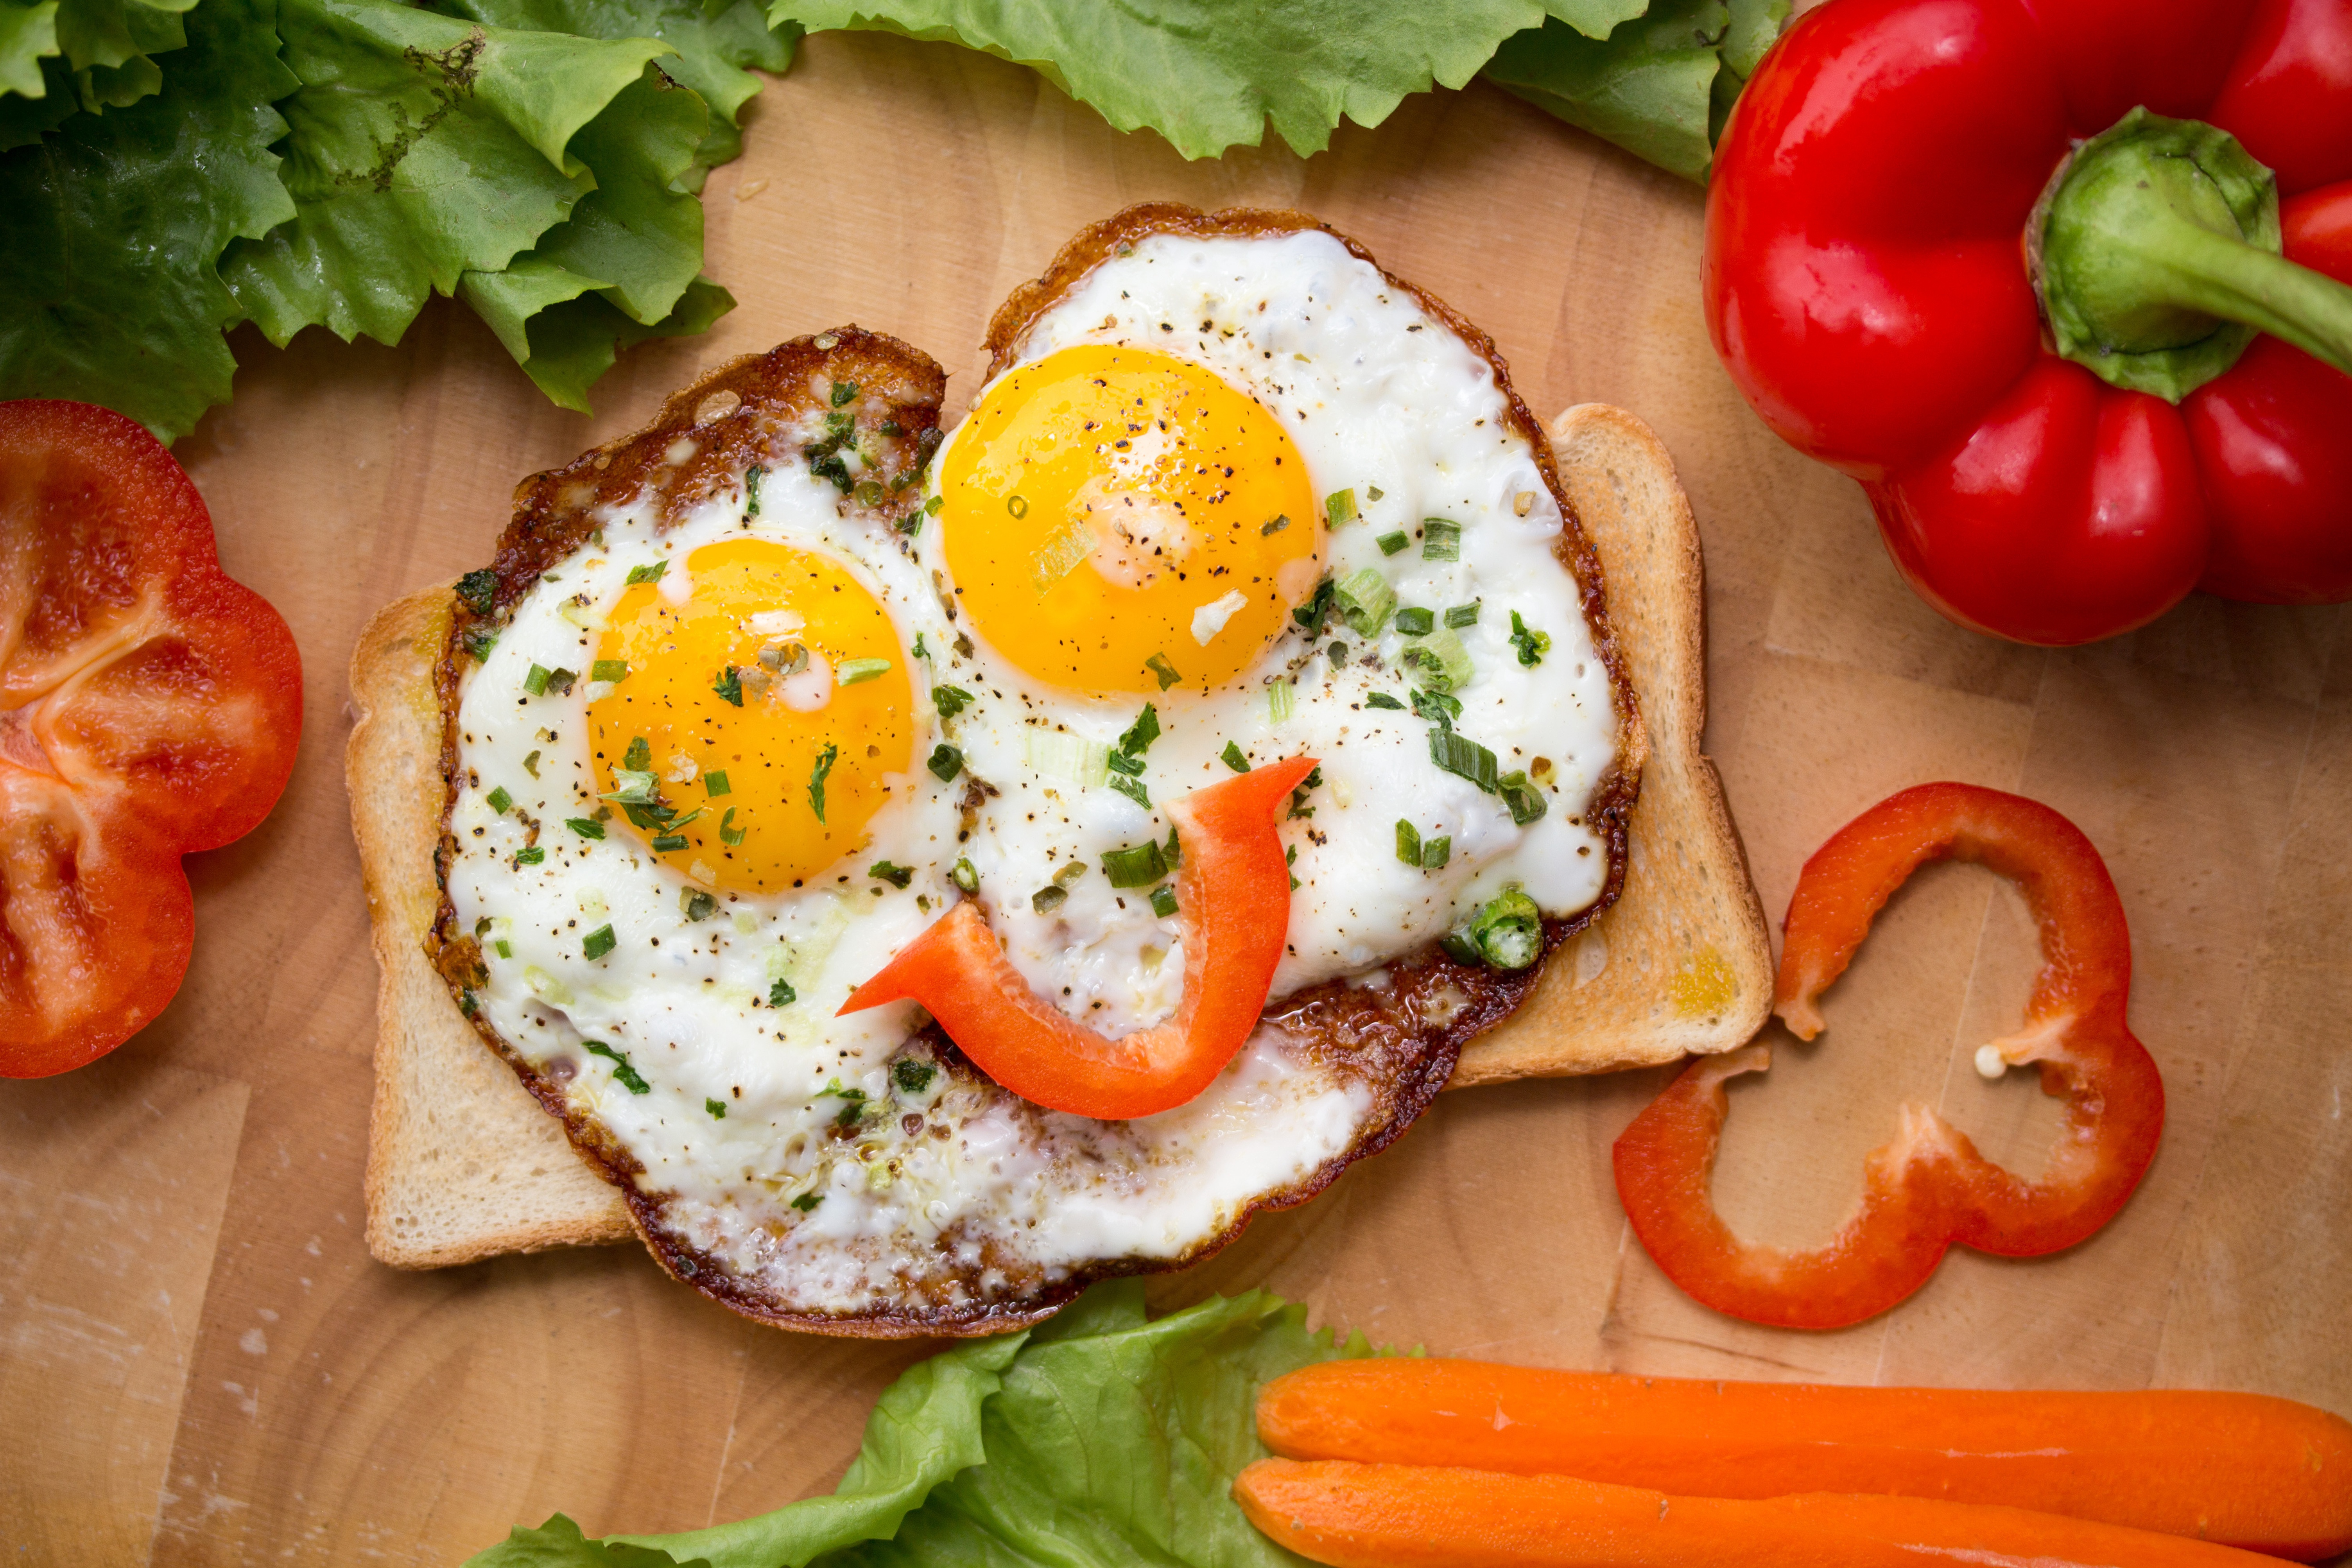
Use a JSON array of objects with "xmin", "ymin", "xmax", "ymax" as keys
[{"xmin": 5, "ymin": 30, "xmax": 2348, "ymax": 1567}]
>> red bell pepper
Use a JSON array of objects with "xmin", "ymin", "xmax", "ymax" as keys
[
  {"xmin": 1613, "ymin": 783, "xmax": 2164, "ymax": 1329},
  {"xmin": 0, "ymin": 400, "xmax": 305, "ymax": 1078},
  {"xmin": 1705, "ymin": 0, "xmax": 2352, "ymax": 645},
  {"xmin": 841, "ymin": 754, "xmax": 1314, "ymax": 1121}
]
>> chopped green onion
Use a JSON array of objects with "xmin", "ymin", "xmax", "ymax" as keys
[
  {"xmin": 719, "ymin": 807, "xmax": 745, "ymax": 847},
  {"xmin": 1108, "ymin": 774, "xmax": 1151, "ymax": 810},
  {"xmin": 951, "ymin": 857, "xmax": 979, "ymax": 893},
  {"xmin": 1145, "ymin": 652, "xmax": 1182, "ymax": 690},
  {"xmin": 1260, "ymin": 514, "xmax": 1291, "ymax": 536},
  {"xmin": 831, "ymin": 379, "xmax": 859, "ymax": 407},
  {"xmin": 712, "ymin": 666, "xmax": 743, "ymax": 706},
  {"xmin": 928, "ymin": 743, "xmax": 963, "ymax": 783},
  {"xmin": 808, "ymin": 742, "xmax": 838, "ymax": 822},
  {"xmin": 1119, "ymin": 703, "xmax": 1160, "ymax": 756},
  {"xmin": 934, "ymin": 685, "xmax": 974, "ymax": 719},
  {"xmin": 1366, "ymin": 485, "xmax": 1385, "ymax": 502},
  {"xmin": 1375, "ymin": 530, "xmax": 1409, "ymax": 557},
  {"xmin": 625, "ymin": 561, "xmax": 667, "ymax": 586},
  {"xmin": 463, "ymin": 627, "xmax": 498, "ymax": 662},
  {"xmin": 1445, "ymin": 601, "xmax": 1482, "ymax": 629},
  {"xmin": 1394, "ymin": 606, "xmax": 1434, "ymax": 636},
  {"xmin": 912, "ymin": 633, "xmax": 929, "ymax": 659},
  {"xmin": 1508, "ymin": 611, "xmax": 1552, "ymax": 667},
  {"xmin": 680, "ymin": 888, "xmax": 715, "ymax": 920},
  {"xmin": 869, "ymin": 860, "xmax": 914, "ymax": 889},
  {"xmin": 486, "ymin": 786, "xmax": 512, "ymax": 814},
  {"xmin": 652, "ymin": 833, "xmax": 688, "ymax": 852},
  {"xmin": 624, "ymin": 735, "xmax": 652, "ymax": 771},
  {"xmin": 1291, "ymin": 577, "xmax": 1336, "ymax": 636},
  {"xmin": 1412, "ymin": 687, "xmax": 1463, "ymax": 727},
  {"xmin": 1105, "ymin": 749, "xmax": 1144, "ymax": 776},
  {"xmin": 926, "ymin": 495, "xmax": 944, "ymax": 516},
  {"xmin": 744, "ymin": 464, "xmax": 766, "ymax": 516},
  {"xmin": 769, "ymin": 978, "xmax": 796, "ymax": 1007},
  {"xmin": 523, "ymin": 749, "xmax": 541, "ymax": 778},
  {"xmin": 1221, "ymin": 740, "xmax": 1251, "ymax": 772},
  {"xmin": 494, "ymin": 939, "xmax": 513, "ymax": 959},
  {"xmin": 457, "ymin": 568, "xmax": 498, "ymax": 616},
  {"xmin": 855, "ymin": 479, "xmax": 886, "ymax": 508},
  {"xmin": 1032, "ymin": 883, "xmax": 1068, "ymax": 914},
  {"xmin": 1025, "ymin": 730, "xmax": 1110, "ymax": 788},
  {"xmin": 1334, "ymin": 568, "xmax": 1396, "ymax": 638},
  {"xmin": 583, "ymin": 925, "xmax": 617, "ymax": 961},
  {"xmin": 894, "ymin": 1058, "xmax": 936, "ymax": 1094},
  {"xmin": 1007, "ymin": 494, "xmax": 1029, "ymax": 519},
  {"xmin": 1458, "ymin": 886, "xmax": 1543, "ymax": 970},
  {"xmin": 706, "ymin": 1098, "xmax": 727, "ymax": 1119},
  {"xmin": 584, "ymin": 1041, "xmax": 647, "ymax": 1093},
  {"xmin": 524, "ymin": 664, "xmax": 552, "ymax": 696},
  {"xmin": 1423, "ymin": 520, "xmax": 1462, "ymax": 561},
  {"xmin": 602, "ymin": 769, "xmax": 660, "ymax": 805},
  {"xmin": 1429, "ymin": 728, "xmax": 1500, "ymax": 793},
  {"xmin": 1054, "ymin": 861, "xmax": 1088, "ymax": 889},
  {"xmin": 1101, "ymin": 840, "xmax": 1169, "ymax": 888},
  {"xmin": 1365, "ymin": 692, "xmax": 1405, "ymax": 710},
  {"xmin": 705, "ymin": 770, "xmax": 731, "ymax": 797},
  {"xmin": 1268, "ymin": 680, "xmax": 1294, "ymax": 723},
  {"xmin": 1287, "ymin": 842, "xmax": 1300, "ymax": 890},
  {"xmin": 1325, "ymin": 488, "xmax": 1357, "ymax": 528},
  {"xmin": 545, "ymin": 668, "xmax": 577, "ymax": 695},
  {"xmin": 1326, "ymin": 641, "xmax": 1349, "ymax": 665},
  {"xmin": 837, "ymin": 657, "xmax": 891, "ymax": 685},
  {"xmin": 1149, "ymin": 884, "xmax": 1179, "ymax": 918},
  {"xmin": 566, "ymin": 817, "xmax": 605, "ymax": 839},
  {"xmin": 515, "ymin": 845, "xmax": 545, "ymax": 866},
  {"xmin": 1401, "ymin": 625, "xmax": 1474, "ymax": 693},
  {"xmin": 590, "ymin": 659, "xmax": 629, "ymax": 683},
  {"xmin": 1165, "ymin": 826, "xmax": 1181, "ymax": 867},
  {"xmin": 1499, "ymin": 770, "xmax": 1548, "ymax": 826},
  {"xmin": 1395, "ymin": 818, "xmax": 1421, "ymax": 866},
  {"xmin": 790, "ymin": 1191, "xmax": 823, "ymax": 1213},
  {"xmin": 1422, "ymin": 834, "xmax": 1451, "ymax": 869}
]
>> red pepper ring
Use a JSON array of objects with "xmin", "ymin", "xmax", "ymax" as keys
[
  {"xmin": 842, "ymin": 754, "xmax": 1316, "ymax": 1121},
  {"xmin": 1612, "ymin": 783, "xmax": 2166, "ymax": 1330}
]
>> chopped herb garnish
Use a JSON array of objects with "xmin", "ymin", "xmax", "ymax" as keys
[
  {"xmin": 1220, "ymin": 741, "xmax": 1250, "ymax": 772},
  {"xmin": 705, "ymin": 770, "xmax": 731, "ymax": 797},
  {"xmin": 869, "ymin": 860, "xmax": 915, "ymax": 889},
  {"xmin": 1107, "ymin": 772, "xmax": 1152, "ymax": 809},
  {"xmin": 457, "ymin": 568, "xmax": 498, "ymax": 616},
  {"xmin": 1423, "ymin": 519, "xmax": 1462, "ymax": 561},
  {"xmin": 836, "ymin": 657, "xmax": 891, "ymax": 685},
  {"xmin": 719, "ymin": 807, "xmax": 746, "ymax": 846},
  {"xmin": 894, "ymin": 1058, "xmax": 937, "ymax": 1095},
  {"xmin": 584, "ymin": 1041, "xmax": 647, "ymax": 1093},
  {"xmin": 652, "ymin": 833, "xmax": 688, "ymax": 852},
  {"xmin": 925, "ymin": 492, "xmax": 945, "ymax": 516},
  {"xmin": 1268, "ymin": 680, "xmax": 1294, "ymax": 723},
  {"xmin": 1260, "ymin": 514, "xmax": 1291, "ymax": 536},
  {"xmin": 1288, "ymin": 842, "xmax": 1300, "ymax": 891},
  {"xmin": 514, "ymin": 846, "xmax": 545, "ymax": 866},
  {"xmin": 602, "ymin": 769, "xmax": 660, "ymax": 805},
  {"xmin": 1101, "ymin": 839, "xmax": 1169, "ymax": 888},
  {"xmin": 1326, "ymin": 641, "xmax": 1348, "ymax": 665},
  {"xmin": 831, "ymin": 379, "xmax": 859, "ymax": 407},
  {"xmin": 927, "ymin": 743, "xmax": 963, "ymax": 783},
  {"xmin": 951, "ymin": 857, "xmax": 979, "ymax": 894},
  {"xmin": 1412, "ymin": 687, "xmax": 1463, "ymax": 727},
  {"xmin": 855, "ymin": 479, "xmax": 886, "ymax": 508},
  {"xmin": 486, "ymin": 786, "xmax": 512, "ymax": 814},
  {"xmin": 566, "ymin": 817, "xmax": 606, "ymax": 839},
  {"xmin": 494, "ymin": 939, "xmax": 513, "ymax": 959},
  {"xmin": 1395, "ymin": 819, "xmax": 1451, "ymax": 870},
  {"xmin": 1429, "ymin": 727, "xmax": 1501, "ymax": 793},
  {"xmin": 808, "ymin": 742, "xmax": 838, "ymax": 822},
  {"xmin": 1118, "ymin": 703, "xmax": 1160, "ymax": 757},
  {"xmin": 744, "ymin": 464, "xmax": 766, "ymax": 516},
  {"xmin": 1375, "ymin": 530, "xmax": 1409, "ymax": 557},
  {"xmin": 1499, "ymin": 770, "xmax": 1549, "ymax": 826},
  {"xmin": 624, "ymin": 735, "xmax": 652, "ymax": 771},
  {"xmin": 545, "ymin": 668, "xmax": 577, "ymax": 695},
  {"xmin": 769, "ymin": 978, "xmax": 796, "ymax": 1007},
  {"xmin": 463, "ymin": 627, "xmax": 497, "ymax": 662},
  {"xmin": 934, "ymin": 685, "xmax": 974, "ymax": 719},
  {"xmin": 1007, "ymin": 494, "xmax": 1029, "ymax": 518},
  {"xmin": 1054, "ymin": 861, "xmax": 1088, "ymax": 888},
  {"xmin": 1166, "ymin": 826, "xmax": 1181, "ymax": 867},
  {"xmin": 1149, "ymin": 884, "xmax": 1179, "ymax": 918},
  {"xmin": 1508, "ymin": 611, "xmax": 1552, "ymax": 667},
  {"xmin": 1365, "ymin": 691, "xmax": 1405, "ymax": 710},
  {"xmin": 625, "ymin": 561, "xmax": 668, "ymax": 586},
  {"xmin": 1105, "ymin": 749, "xmax": 1144, "ymax": 776},
  {"xmin": 680, "ymin": 888, "xmax": 716, "ymax": 920},
  {"xmin": 1395, "ymin": 819, "xmax": 1418, "ymax": 866},
  {"xmin": 523, "ymin": 749, "xmax": 541, "ymax": 778},
  {"xmin": 590, "ymin": 659, "xmax": 629, "ymax": 683},
  {"xmin": 1401, "ymin": 625, "xmax": 1474, "ymax": 693},
  {"xmin": 1334, "ymin": 568, "xmax": 1396, "ymax": 638},
  {"xmin": 1367, "ymin": 485, "xmax": 1385, "ymax": 502},
  {"xmin": 1445, "ymin": 601, "xmax": 1482, "ymax": 629},
  {"xmin": 706, "ymin": 1098, "xmax": 726, "ymax": 1118},
  {"xmin": 712, "ymin": 666, "xmax": 744, "ymax": 706},
  {"xmin": 524, "ymin": 664, "xmax": 553, "ymax": 696},
  {"xmin": 582, "ymin": 925, "xmax": 617, "ymax": 961},
  {"xmin": 1291, "ymin": 575, "xmax": 1336, "ymax": 636},
  {"xmin": 790, "ymin": 1192, "xmax": 823, "ymax": 1213},
  {"xmin": 1457, "ymin": 886, "xmax": 1543, "ymax": 970},
  {"xmin": 912, "ymin": 633, "xmax": 929, "ymax": 659},
  {"xmin": 1145, "ymin": 652, "xmax": 1182, "ymax": 690},
  {"xmin": 1325, "ymin": 488, "xmax": 1357, "ymax": 528},
  {"xmin": 1394, "ymin": 606, "xmax": 1435, "ymax": 636},
  {"xmin": 1032, "ymin": 883, "xmax": 1068, "ymax": 914}
]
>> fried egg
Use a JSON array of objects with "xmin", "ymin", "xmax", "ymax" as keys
[{"xmin": 436, "ymin": 215, "xmax": 1633, "ymax": 1331}]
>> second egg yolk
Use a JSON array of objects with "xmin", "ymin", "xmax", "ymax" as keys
[
  {"xmin": 939, "ymin": 344, "xmax": 1323, "ymax": 695},
  {"xmin": 588, "ymin": 538, "xmax": 912, "ymax": 894}
]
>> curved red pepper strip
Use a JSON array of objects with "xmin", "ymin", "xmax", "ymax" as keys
[
  {"xmin": 841, "ymin": 754, "xmax": 1314, "ymax": 1121},
  {"xmin": 1613, "ymin": 783, "xmax": 2166, "ymax": 1330}
]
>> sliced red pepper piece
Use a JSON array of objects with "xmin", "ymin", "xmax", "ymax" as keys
[
  {"xmin": 1, "ymin": 400, "xmax": 304, "ymax": 1078},
  {"xmin": 1613, "ymin": 783, "xmax": 2165, "ymax": 1330},
  {"xmin": 841, "ymin": 754, "xmax": 1314, "ymax": 1121}
]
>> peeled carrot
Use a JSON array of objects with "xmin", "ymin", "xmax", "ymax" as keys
[
  {"xmin": 1234, "ymin": 1460, "xmax": 2302, "ymax": 1568},
  {"xmin": 1256, "ymin": 1360, "xmax": 2352, "ymax": 1560}
]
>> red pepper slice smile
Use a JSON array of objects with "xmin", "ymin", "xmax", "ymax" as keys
[
  {"xmin": 841, "ymin": 753, "xmax": 1315, "ymax": 1121},
  {"xmin": 1613, "ymin": 783, "xmax": 2165, "ymax": 1329}
]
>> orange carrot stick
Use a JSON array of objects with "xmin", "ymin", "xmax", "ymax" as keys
[
  {"xmin": 1256, "ymin": 1360, "xmax": 2352, "ymax": 1560},
  {"xmin": 1234, "ymin": 1460, "xmax": 2304, "ymax": 1568}
]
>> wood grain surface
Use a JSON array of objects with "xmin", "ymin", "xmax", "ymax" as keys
[{"xmin": 5, "ymin": 30, "xmax": 2350, "ymax": 1567}]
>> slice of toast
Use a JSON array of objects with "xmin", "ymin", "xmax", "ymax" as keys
[{"xmin": 351, "ymin": 403, "xmax": 1771, "ymax": 1268}]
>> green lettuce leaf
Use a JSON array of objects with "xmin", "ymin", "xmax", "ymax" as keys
[
  {"xmin": 466, "ymin": 271, "xmax": 734, "ymax": 411},
  {"xmin": 1484, "ymin": 0, "xmax": 1728, "ymax": 183},
  {"xmin": 469, "ymin": 1283, "xmax": 1382, "ymax": 1568},
  {"xmin": 0, "ymin": 0, "xmax": 295, "ymax": 438},
  {"xmin": 430, "ymin": 0, "xmax": 796, "ymax": 175},
  {"xmin": 777, "ymin": 0, "xmax": 1644, "ymax": 160},
  {"xmin": 1709, "ymin": 0, "xmax": 1786, "ymax": 142},
  {"xmin": 1, "ymin": 0, "xmax": 62, "ymax": 96}
]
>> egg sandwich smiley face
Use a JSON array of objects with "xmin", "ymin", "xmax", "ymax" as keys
[{"xmin": 429, "ymin": 207, "xmax": 1639, "ymax": 1335}]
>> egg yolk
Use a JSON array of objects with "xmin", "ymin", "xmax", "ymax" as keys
[
  {"xmin": 588, "ymin": 538, "xmax": 913, "ymax": 895},
  {"xmin": 939, "ymin": 344, "xmax": 1323, "ymax": 695}
]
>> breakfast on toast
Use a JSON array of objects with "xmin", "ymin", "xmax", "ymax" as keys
[{"xmin": 350, "ymin": 205, "xmax": 1774, "ymax": 1335}]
